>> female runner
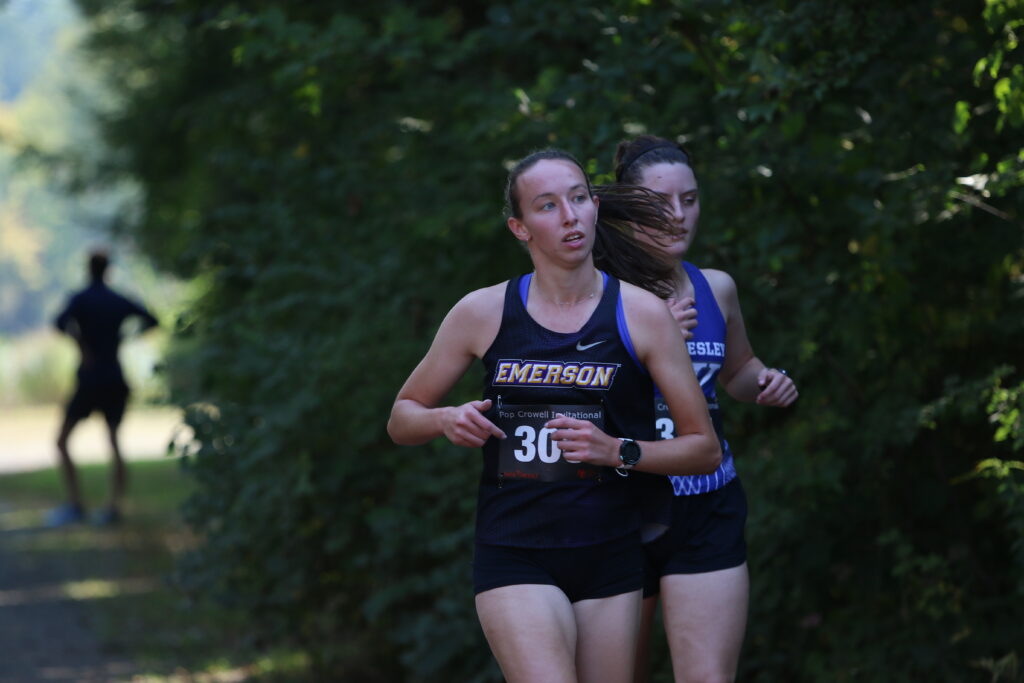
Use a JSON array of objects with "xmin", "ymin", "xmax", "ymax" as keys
[
  {"xmin": 613, "ymin": 136, "xmax": 799, "ymax": 683},
  {"xmin": 388, "ymin": 148, "xmax": 721, "ymax": 683}
]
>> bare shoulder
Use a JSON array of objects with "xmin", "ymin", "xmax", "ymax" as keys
[
  {"xmin": 619, "ymin": 280, "xmax": 669, "ymax": 316},
  {"xmin": 441, "ymin": 282, "xmax": 507, "ymax": 356},
  {"xmin": 614, "ymin": 280, "xmax": 671, "ymax": 339},
  {"xmin": 701, "ymin": 268, "xmax": 738, "ymax": 298},
  {"xmin": 454, "ymin": 282, "xmax": 506, "ymax": 317},
  {"xmin": 618, "ymin": 281, "xmax": 680, "ymax": 364},
  {"xmin": 446, "ymin": 283, "xmax": 506, "ymax": 329}
]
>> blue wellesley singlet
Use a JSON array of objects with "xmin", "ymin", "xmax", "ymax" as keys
[
  {"xmin": 477, "ymin": 272, "xmax": 659, "ymax": 548},
  {"xmin": 659, "ymin": 262, "xmax": 737, "ymax": 496}
]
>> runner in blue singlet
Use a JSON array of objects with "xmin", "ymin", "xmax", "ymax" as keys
[
  {"xmin": 387, "ymin": 149, "xmax": 721, "ymax": 683},
  {"xmin": 613, "ymin": 136, "xmax": 799, "ymax": 683}
]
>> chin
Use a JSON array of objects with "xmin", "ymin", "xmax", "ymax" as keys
[{"xmin": 660, "ymin": 239, "xmax": 689, "ymax": 259}]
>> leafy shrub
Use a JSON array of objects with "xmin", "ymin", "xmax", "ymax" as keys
[{"xmin": 73, "ymin": 0, "xmax": 1024, "ymax": 680}]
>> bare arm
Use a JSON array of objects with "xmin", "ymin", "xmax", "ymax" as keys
[
  {"xmin": 545, "ymin": 285, "xmax": 721, "ymax": 475},
  {"xmin": 54, "ymin": 297, "xmax": 76, "ymax": 336},
  {"xmin": 129, "ymin": 299, "xmax": 159, "ymax": 332},
  {"xmin": 387, "ymin": 286, "xmax": 507, "ymax": 447},
  {"xmin": 707, "ymin": 269, "xmax": 798, "ymax": 407}
]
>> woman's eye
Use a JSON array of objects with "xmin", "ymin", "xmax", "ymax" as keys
[
  {"xmin": 541, "ymin": 202, "xmax": 555, "ymax": 210},
  {"xmin": 573, "ymin": 194, "xmax": 587, "ymax": 203}
]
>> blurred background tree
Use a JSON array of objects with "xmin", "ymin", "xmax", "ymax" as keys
[{"xmin": 56, "ymin": 0, "xmax": 1024, "ymax": 680}]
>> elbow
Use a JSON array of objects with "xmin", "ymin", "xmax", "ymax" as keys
[
  {"xmin": 699, "ymin": 437, "xmax": 722, "ymax": 474},
  {"xmin": 386, "ymin": 416, "xmax": 406, "ymax": 446},
  {"xmin": 387, "ymin": 412, "xmax": 422, "ymax": 446}
]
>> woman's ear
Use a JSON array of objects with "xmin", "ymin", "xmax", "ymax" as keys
[{"xmin": 507, "ymin": 216, "xmax": 531, "ymax": 243}]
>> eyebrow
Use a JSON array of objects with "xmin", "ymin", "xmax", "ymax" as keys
[{"xmin": 530, "ymin": 183, "xmax": 588, "ymax": 204}]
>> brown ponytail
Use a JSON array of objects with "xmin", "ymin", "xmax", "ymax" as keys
[{"xmin": 592, "ymin": 184, "xmax": 678, "ymax": 299}]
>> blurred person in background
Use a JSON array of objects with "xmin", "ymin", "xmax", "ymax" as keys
[{"xmin": 48, "ymin": 249, "xmax": 158, "ymax": 527}]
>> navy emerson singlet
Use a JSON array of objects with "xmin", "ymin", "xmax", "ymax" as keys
[{"xmin": 478, "ymin": 272, "xmax": 658, "ymax": 548}]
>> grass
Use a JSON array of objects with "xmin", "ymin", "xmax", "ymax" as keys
[{"xmin": 0, "ymin": 458, "xmax": 313, "ymax": 682}]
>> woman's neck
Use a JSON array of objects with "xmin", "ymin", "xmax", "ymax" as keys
[
  {"xmin": 669, "ymin": 261, "xmax": 692, "ymax": 299},
  {"xmin": 532, "ymin": 265, "xmax": 602, "ymax": 306}
]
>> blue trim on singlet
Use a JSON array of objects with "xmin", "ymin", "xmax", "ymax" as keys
[
  {"xmin": 668, "ymin": 262, "xmax": 737, "ymax": 496},
  {"xmin": 616, "ymin": 297, "xmax": 643, "ymax": 371},
  {"xmin": 520, "ymin": 272, "xmax": 644, "ymax": 371},
  {"xmin": 519, "ymin": 273, "xmax": 532, "ymax": 306}
]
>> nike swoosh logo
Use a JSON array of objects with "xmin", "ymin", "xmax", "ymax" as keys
[{"xmin": 576, "ymin": 340, "xmax": 606, "ymax": 351}]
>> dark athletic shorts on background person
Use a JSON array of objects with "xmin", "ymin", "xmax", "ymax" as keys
[
  {"xmin": 65, "ymin": 370, "xmax": 129, "ymax": 427},
  {"xmin": 474, "ymin": 533, "xmax": 644, "ymax": 603},
  {"xmin": 642, "ymin": 478, "xmax": 748, "ymax": 598}
]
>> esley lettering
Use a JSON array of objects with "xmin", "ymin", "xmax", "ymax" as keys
[
  {"xmin": 493, "ymin": 360, "xmax": 619, "ymax": 389},
  {"xmin": 686, "ymin": 341, "xmax": 726, "ymax": 359}
]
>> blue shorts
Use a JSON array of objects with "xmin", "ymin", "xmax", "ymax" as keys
[
  {"xmin": 474, "ymin": 534, "xmax": 644, "ymax": 603},
  {"xmin": 642, "ymin": 478, "xmax": 748, "ymax": 598}
]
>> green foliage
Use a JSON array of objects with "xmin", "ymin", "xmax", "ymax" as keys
[
  {"xmin": 0, "ymin": 332, "xmax": 75, "ymax": 404},
  {"xmin": 71, "ymin": 0, "xmax": 1024, "ymax": 680}
]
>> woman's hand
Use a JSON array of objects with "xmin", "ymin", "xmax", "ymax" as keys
[
  {"xmin": 756, "ymin": 368, "xmax": 799, "ymax": 407},
  {"xmin": 544, "ymin": 414, "xmax": 620, "ymax": 467},
  {"xmin": 666, "ymin": 296, "xmax": 698, "ymax": 340},
  {"xmin": 441, "ymin": 399, "xmax": 506, "ymax": 447}
]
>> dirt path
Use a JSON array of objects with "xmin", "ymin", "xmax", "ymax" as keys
[
  {"xmin": 0, "ymin": 406, "xmax": 189, "ymax": 681},
  {"xmin": 0, "ymin": 503, "xmax": 137, "ymax": 682}
]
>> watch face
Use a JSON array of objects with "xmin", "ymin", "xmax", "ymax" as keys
[{"xmin": 620, "ymin": 439, "xmax": 641, "ymax": 466}]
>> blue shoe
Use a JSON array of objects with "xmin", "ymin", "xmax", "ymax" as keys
[
  {"xmin": 46, "ymin": 503, "xmax": 85, "ymax": 527},
  {"xmin": 92, "ymin": 506, "xmax": 122, "ymax": 527}
]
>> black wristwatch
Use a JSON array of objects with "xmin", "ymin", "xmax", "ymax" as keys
[{"xmin": 618, "ymin": 438, "xmax": 642, "ymax": 470}]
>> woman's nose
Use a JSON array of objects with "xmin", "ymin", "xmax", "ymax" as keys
[
  {"xmin": 561, "ymin": 200, "xmax": 578, "ymax": 225},
  {"xmin": 670, "ymin": 198, "xmax": 685, "ymax": 222}
]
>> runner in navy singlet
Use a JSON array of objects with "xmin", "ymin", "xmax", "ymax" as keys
[
  {"xmin": 614, "ymin": 136, "xmax": 799, "ymax": 683},
  {"xmin": 388, "ymin": 149, "xmax": 721, "ymax": 683}
]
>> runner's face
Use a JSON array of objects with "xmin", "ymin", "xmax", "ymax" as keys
[
  {"xmin": 637, "ymin": 162, "xmax": 700, "ymax": 258},
  {"xmin": 508, "ymin": 159, "xmax": 599, "ymax": 263}
]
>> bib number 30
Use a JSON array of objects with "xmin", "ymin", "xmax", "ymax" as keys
[
  {"xmin": 514, "ymin": 425, "xmax": 562, "ymax": 463},
  {"xmin": 495, "ymin": 403, "xmax": 605, "ymax": 482}
]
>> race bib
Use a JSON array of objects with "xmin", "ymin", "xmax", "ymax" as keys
[
  {"xmin": 654, "ymin": 397, "xmax": 675, "ymax": 440},
  {"xmin": 493, "ymin": 403, "xmax": 605, "ymax": 482},
  {"xmin": 655, "ymin": 396, "xmax": 723, "ymax": 442}
]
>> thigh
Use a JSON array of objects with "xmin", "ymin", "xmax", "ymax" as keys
[
  {"xmin": 475, "ymin": 584, "xmax": 578, "ymax": 683},
  {"xmin": 100, "ymin": 383, "xmax": 129, "ymax": 429},
  {"xmin": 64, "ymin": 383, "xmax": 95, "ymax": 425},
  {"xmin": 574, "ymin": 589, "xmax": 643, "ymax": 683},
  {"xmin": 660, "ymin": 564, "xmax": 749, "ymax": 682},
  {"xmin": 633, "ymin": 595, "xmax": 660, "ymax": 683},
  {"xmin": 664, "ymin": 479, "xmax": 748, "ymax": 575}
]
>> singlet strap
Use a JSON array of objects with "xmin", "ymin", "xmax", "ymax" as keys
[
  {"xmin": 519, "ymin": 272, "xmax": 532, "ymax": 305},
  {"xmin": 616, "ymin": 296, "xmax": 644, "ymax": 372},
  {"xmin": 682, "ymin": 262, "xmax": 726, "ymax": 331}
]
